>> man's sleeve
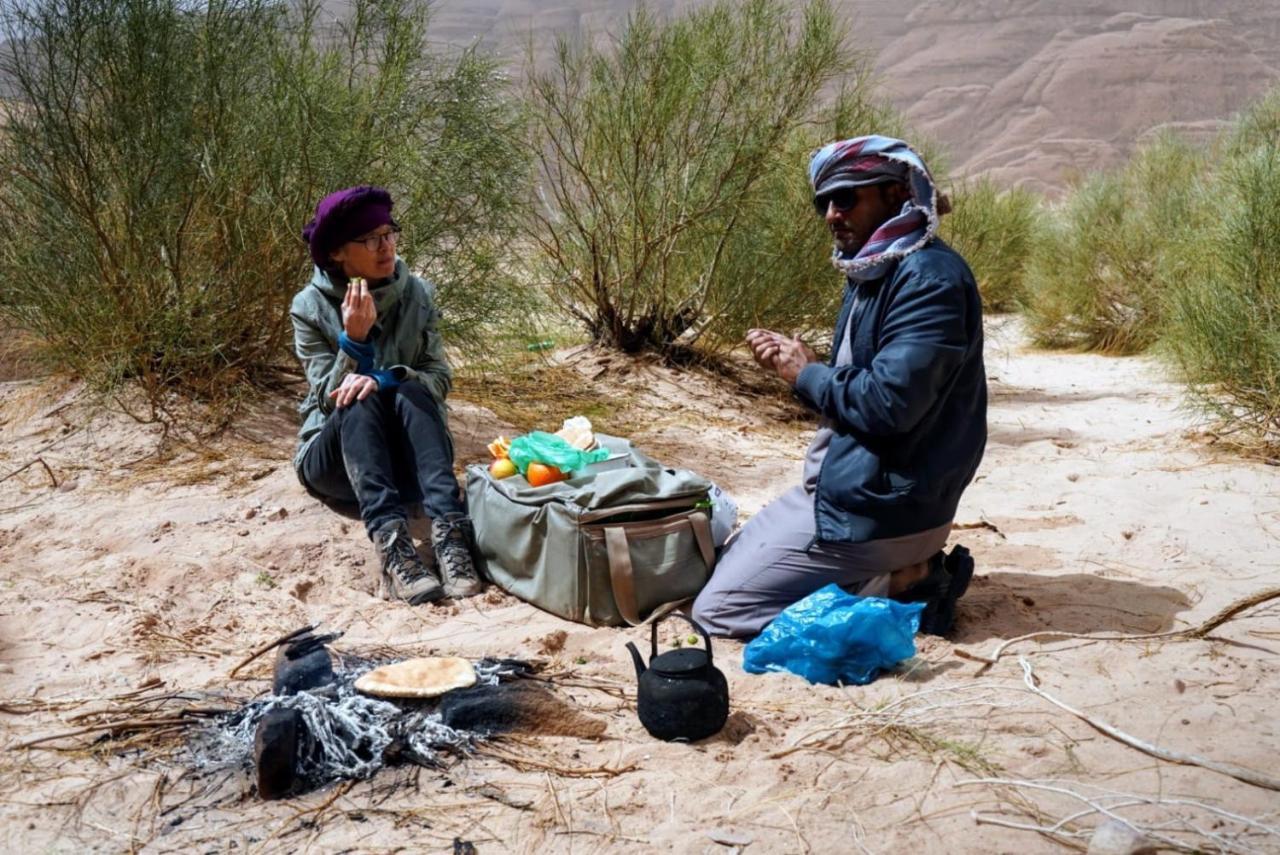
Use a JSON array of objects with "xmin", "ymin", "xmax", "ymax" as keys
[
  {"xmin": 390, "ymin": 293, "xmax": 452, "ymax": 403},
  {"xmin": 792, "ymin": 271, "xmax": 970, "ymax": 439},
  {"xmin": 292, "ymin": 310, "xmax": 357, "ymax": 417}
]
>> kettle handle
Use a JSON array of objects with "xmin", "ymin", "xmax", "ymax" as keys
[{"xmin": 650, "ymin": 612, "xmax": 715, "ymax": 664}]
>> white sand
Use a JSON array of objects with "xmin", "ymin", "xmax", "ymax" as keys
[{"xmin": 1, "ymin": 317, "xmax": 1278, "ymax": 853}]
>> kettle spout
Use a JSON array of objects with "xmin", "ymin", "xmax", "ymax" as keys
[{"xmin": 625, "ymin": 641, "xmax": 646, "ymax": 681}]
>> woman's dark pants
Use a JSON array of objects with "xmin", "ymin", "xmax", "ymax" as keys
[{"xmin": 299, "ymin": 381, "xmax": 465, "ymax": 538}]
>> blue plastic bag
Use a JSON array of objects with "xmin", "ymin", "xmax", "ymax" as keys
[{"xmin": 742, "ymin": 584, "xmax": 924, "ymax": 685}]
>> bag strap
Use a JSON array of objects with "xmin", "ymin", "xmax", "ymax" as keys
[
  {"xmin": 604, "ymin": 511, "xmax": 717, "ymax": 627},
  {"xmin": 687, "ymin": 511, "xmax": 716, "ymax": 571},
  {"xmin": 604, "ymin": 526, "xmax": 643, "ymax": 625}
]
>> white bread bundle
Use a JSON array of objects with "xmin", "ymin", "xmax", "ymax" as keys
[{"xmin": 555, "ymin": 416, "xmax": 597, "ymax": 451}]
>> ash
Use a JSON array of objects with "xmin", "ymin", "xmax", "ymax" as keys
[{"xmin": 189, "ymin": 658, "xmax": 521, "ymax": 788}]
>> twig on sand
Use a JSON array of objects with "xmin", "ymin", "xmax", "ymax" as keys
[
  {"xmin": 8, "ymin": 716, "xmax": 201, "ymax": 750},
  {"xmin": 0, "ymin": 455, "xmax": 58, "ymax": 487},
  {"xmin": 1018, "ymin": 657, "xmax": 1280, "ymax": 792},
  {"xmin": 956, "ymin": 776, "xmax": 1280, "ymax": 853},
  {"xmin": 227, "ymin": 624, "xmax": 316, "ymax": 679},
  {"xmin": 960, "ymin": 586, "xmax": 1280, "ymax": 675},
  {"xmin": 477, "ymin": 746, "xmax": 636, "ymax": 778}
]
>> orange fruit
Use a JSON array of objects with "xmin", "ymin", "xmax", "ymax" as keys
[{"xmin": 526, "ymin": 462, "xmax": 568, "ymax": 487}]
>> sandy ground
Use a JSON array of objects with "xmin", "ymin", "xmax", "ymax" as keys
[{"xmin": 1, "ymin": 317, "xmax": 1278, "ymax": 854}]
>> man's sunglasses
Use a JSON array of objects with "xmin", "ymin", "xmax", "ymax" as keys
[{"xmin": 812, "ymin": 187, "xmax": 860, "ymax": 216}]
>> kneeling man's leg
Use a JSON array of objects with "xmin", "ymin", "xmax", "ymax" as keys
[{"xmin": 692, "ymin": 486, "xmax": 948, "ymax": 638}]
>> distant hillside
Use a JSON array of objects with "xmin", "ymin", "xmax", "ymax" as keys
[{"xmin": 421, "ymin": 0, "xmax": 1280, "ymax": 192}]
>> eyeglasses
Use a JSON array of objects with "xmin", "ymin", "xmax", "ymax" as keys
[
  {"xmin": 812, "ymin": 187, "xmax": 860, "ymax": 216},
  {"xmin": 350, "ymin": 227, "xmax": 401, "ymax": 252}
]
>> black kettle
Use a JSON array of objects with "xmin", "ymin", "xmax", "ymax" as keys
[{"xmin": 626, "ymin": 613, "xmax": 729, "ymax": 742}]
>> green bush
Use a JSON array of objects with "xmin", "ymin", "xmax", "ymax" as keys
[
  {"xmin": 0, "ymin": 0, "xmax": 525, "ymax": 413},
  {"xmin": 521, "ymin": 0, "xmax": 897, "ymax": 355},
  {"xmin": 939, "ymin": 178, "xmax": 1044, "ymax": 312},
  {"xmin": 1164, "ymin": 144, "xmax": 1280, "ymax": 453},
  {"xmin": 1225, "ymin": 87, "xmax": 1280, "ymax": 157},
  {"xmin": 1022, "ymin": 133, "xmax": 1206, "ymax": 353}
]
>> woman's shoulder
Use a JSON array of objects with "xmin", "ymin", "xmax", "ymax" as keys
[
  {"xmin": 399, "ymin": 269, "xmax": 440, "ymax": 310},
  {"xmin": 290, "ymin": 282, "xmax": 323, "ymax": 315}
]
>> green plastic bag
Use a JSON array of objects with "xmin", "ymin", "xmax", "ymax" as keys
[{"xmin": 508, "ymin": 431, "xmax": 610, "ymax": 475}]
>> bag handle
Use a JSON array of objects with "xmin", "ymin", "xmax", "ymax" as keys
[
  {"xmin": 604, "ymin": 511, "xmax": 716, "ymax": 627},
  {"xmin": 648, "ymin": 611, "xmax": 714, "ymax": 665}
]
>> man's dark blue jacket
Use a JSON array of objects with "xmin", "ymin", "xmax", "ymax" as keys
[{"xmin": 793, "ymin": 238, "xmax": 987, "ymax": 544}]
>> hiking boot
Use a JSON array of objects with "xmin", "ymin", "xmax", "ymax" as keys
[
  {"xmin": 375, "ymin": 520, "xmax": 445, "ymax": 605},
  {"xmin": 892, "ymin": 544, "xmax": 975, "ymax": 637},
  {"xmin": 431, "ymin": 512, "xmax": 484, "ymax": 599}
]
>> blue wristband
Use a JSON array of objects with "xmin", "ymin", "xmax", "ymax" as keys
[
  {"xmin": 370, "ymin": 369, "xmax": 399, "ymax": 390},
  {"xmin": 338, "ymin": 331, "xmax": 375, "ymax": 374}
]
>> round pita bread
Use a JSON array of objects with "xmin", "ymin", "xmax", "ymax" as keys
[{"xmin": 354, "ymin": 657, "xmax": 477, "ymax": 699}]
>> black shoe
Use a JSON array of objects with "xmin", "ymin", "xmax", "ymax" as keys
[
  {"xmin": 375, "ymin": 520, "xmax": 445, "ymax": 605},
  {"xmin": 893, "ymin": 545, "xmax": 974, "ymax": 637},
  {"xmin": 431, "ymin": 513, "xmax": 484, "ymax": 599}
]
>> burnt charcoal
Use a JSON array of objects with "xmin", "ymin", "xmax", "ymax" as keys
[
  {"xmin": 272, "ymin": 632, "xmax": 337, "ymax": 695},
  {"xmin": 475, "ymin": 657, "xmax": 535, "ymax": 680},
  {"xmin": 254, "ymin": 708, "xmax": 305, "ymax": 799},
  {"xmin": 437, "ymin": 682, "xmax": 605, "ymax": 739}
]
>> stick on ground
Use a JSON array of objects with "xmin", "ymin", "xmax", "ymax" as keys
[
  {"xmin": 960, "ymin": 586, "xmax": 1280, "ymax": 675},
  {"xmin": 1019, "ymin": 657, "xmax": 1280, "ymax": 792}
]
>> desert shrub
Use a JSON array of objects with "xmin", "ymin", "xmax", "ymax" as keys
[
  {"xmin": 0, "ymin": 0, "xmax": 525, "ymax": 412},
  {"xmin": 1022, "ymin": 133, "xmax": 1206, "ymax": 353},
  {"xmin": 521, "ymin": 0, "xmax": 899, "ymax": 355},
  {"xmin": 1163, "ymin": 143, "xmax": 1280, "ymax": 454},
  {"xmin": 1225, "ymin": 86, "xmax": 1280, "ymax": 157},
  {"xmin": 939, "ymin": 178, "xmax": 1044, "ymax": 312}
]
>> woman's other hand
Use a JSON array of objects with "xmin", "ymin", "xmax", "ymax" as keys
[{"xmin": 329, "ymin": 373, "xmax": 379, "ymax": 408}]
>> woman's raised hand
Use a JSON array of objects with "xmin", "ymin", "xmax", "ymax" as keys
[{"xmin": 342, "ymin": 277, "xmax": 376, "ymax": 342}]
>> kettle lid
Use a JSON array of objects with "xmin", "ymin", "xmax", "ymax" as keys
[{"xmin": 650, "ymin": 647, "xmax": 709, "ymax": 676}]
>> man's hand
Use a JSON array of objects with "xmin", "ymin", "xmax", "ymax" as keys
[
  {"xmin": 746, "ymin": 328, "xmax": 785, "ymax": 370},
  {"xmin": 746, "ymin": 328, "xmax": 817, "ymax": 385},
  {"xmin": 773, "ymin": 336, "xmax": 818, "ymax": 385},
  {"xmin": 342, "ymin": 278, "xmax": 376, "ymax": 342},
  {"xmin": 329, "ymin": 373, "xmax": 379, "ymax": 408}
]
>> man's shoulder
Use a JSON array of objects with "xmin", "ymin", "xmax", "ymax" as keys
[{"xmin": 894, "ymin": 238, "xmax": 974, "ymax": 285}]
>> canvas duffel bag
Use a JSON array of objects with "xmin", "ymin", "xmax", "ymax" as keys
[{"xmin": 465, "ymin": 435, "xmax": 715, "ymax": 627}]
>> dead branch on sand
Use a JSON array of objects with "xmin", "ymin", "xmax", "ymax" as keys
[
  {"xmin": 956, "ymin": 777, "xmax": 1280, "ymax": 854},
  {"xmin": 768, "ymin": 682, "xmax": 1027, "ymax": 768},
  {"xmin": 8, "ymin": 710, "xmax": 226, "ymax": 751},
  {"xmin": 1018, "ymin": 657, "xmax": 1280, "ymax": 792},
  {"xmin": 0, "ymin": 455, "xmax": 58, "ymax": 487},
  {"xmin": 227, "ymin": 624, "xmax": 318, "ymax": 679},
  {"xmin": 476, "ymin": 746, "xmax": 637, "ymax": 778},
  {"xmin": 959, "ymin": 586, "xmax": 1280, "ymax": 675}
]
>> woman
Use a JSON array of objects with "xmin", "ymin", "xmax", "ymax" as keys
[{"xmin": 290, "ymin": 185, "xmax": 482, "ymax": 605}]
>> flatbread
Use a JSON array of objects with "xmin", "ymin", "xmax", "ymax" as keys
[{"xmin": 354, "ymin": 657, "xmax": 477, "ymax": 699}]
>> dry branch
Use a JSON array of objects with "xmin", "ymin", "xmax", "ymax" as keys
[
  {"xmin": 961, "ymin": 586, "xmax": 1280, "ymax": 675},
  {"xmin": 1018, "ymin": 657, "xmax": 1280, "ymax": 792},
  {"xmin": 227, "ymin": 624, "xmax": 315, "ymax": 679}
]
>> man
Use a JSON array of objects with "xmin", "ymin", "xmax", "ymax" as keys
[
  {"xmin": 291, "ymin": 185, "xmax": 483, "ymax": 605},
  {"xmin": 692, "ymin": 136, "xmax": 987, "ymax": 638}
]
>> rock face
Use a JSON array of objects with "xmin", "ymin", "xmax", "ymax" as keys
[
  {"xmin": 412, "ymin": 0, "xmax": 1280, "ymax": 191},
  {"xmin": 873, "ymin": 2, "xmax": 1280, "ymax": 191}
]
